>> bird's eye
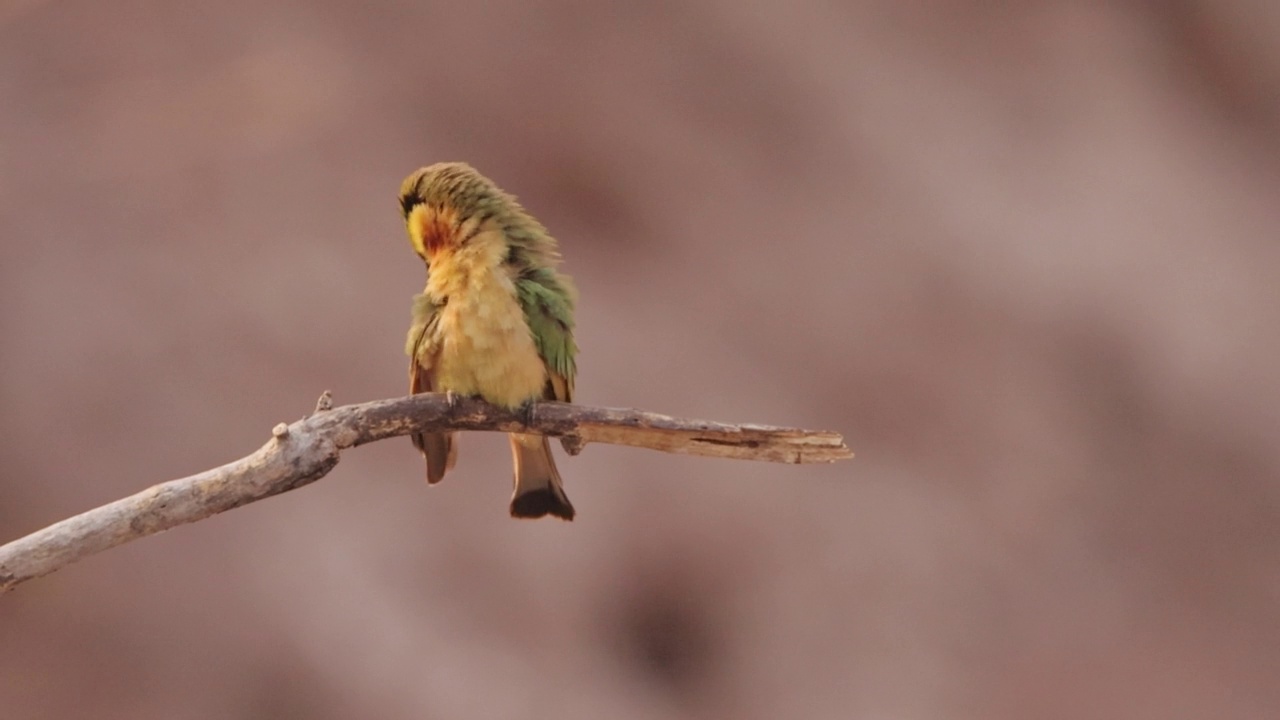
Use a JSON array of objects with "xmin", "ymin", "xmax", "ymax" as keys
[{"xmin": 400, "ymin": 194, "xmax": 422, "ymax": 218}]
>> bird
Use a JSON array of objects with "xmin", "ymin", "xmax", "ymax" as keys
[{"xmin": 399, "ymin": 162, "xmax": 579, "ymax": 520}]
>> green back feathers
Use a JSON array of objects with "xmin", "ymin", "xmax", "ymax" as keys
[{"xmin": 516, "ymin": 268, "xmax": 578, "ymax": 398}]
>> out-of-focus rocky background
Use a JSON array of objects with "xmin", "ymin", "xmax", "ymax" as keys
[{"xmin": 3, "ymin": 1, "xmax": 1278, "ymax": 718}]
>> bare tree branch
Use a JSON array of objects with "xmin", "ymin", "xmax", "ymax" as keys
[{"xmin": 0, "ymin": 392, "xmax": 852, "ymax": 593}]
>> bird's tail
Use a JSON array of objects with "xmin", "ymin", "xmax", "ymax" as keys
[
  {"xmin": 413, "ymin": 431, "xmax": 457, "ymax": 484},
  {"xmin": 509, "ymin": 433, "xmax": 575, "ymax": 520}
]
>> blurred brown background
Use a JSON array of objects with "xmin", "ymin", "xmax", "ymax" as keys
[{"xmin": 3, "ymin": 1, "xmax": 1279, "ymax": 718}]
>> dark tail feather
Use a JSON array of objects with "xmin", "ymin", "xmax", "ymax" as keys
[
  {"xmin": 509, "ymin": 434, "xmax": 574, "ymax": 520},
  {"xmin": 510, "ymin": 487, "xmax": 575, "ymax": 520}
]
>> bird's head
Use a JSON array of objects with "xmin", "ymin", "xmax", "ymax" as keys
[{"xmin": 399, "ymin": 162, "xmax": 499, "ymax": 261}]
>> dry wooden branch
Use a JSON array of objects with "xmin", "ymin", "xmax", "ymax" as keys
[{"xmin": 0, "ymin": 392, "xmax": 852, "ymax": 593}]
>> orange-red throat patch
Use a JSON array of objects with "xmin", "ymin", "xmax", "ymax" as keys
[{"xmin": 408, "ymin": 205, "xmax": 461, "ymax": 260}]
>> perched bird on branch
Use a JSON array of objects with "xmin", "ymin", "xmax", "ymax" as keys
[{"xmin": 399, "ymin": 162, "xmax": 579, "ymax": 520}]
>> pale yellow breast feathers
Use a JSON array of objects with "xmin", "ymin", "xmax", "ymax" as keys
[{"xmin": 426, "ymin": 228, "xmax": 547, "ymax": 408}]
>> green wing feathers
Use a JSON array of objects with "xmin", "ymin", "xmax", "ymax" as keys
[
  {"xmin": 405, "ymin": 292, "xmax": 440, "ymax": 359},
  {"xmin": 516, "ymin": 269, "xmax": 577, "ymax": 402},
  {"xmin": 406, "ymin": 292, "xmax": 454, "ymax": 484}
]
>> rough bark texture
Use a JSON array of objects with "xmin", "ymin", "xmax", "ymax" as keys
[{"xmin": 0, "ymin": 393, "xmax": 850, "ymax": 593}]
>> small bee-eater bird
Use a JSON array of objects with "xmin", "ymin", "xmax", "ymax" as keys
[{"xmin": 399, "ymin": 162, "xmax": 579, "ymax": 520}]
